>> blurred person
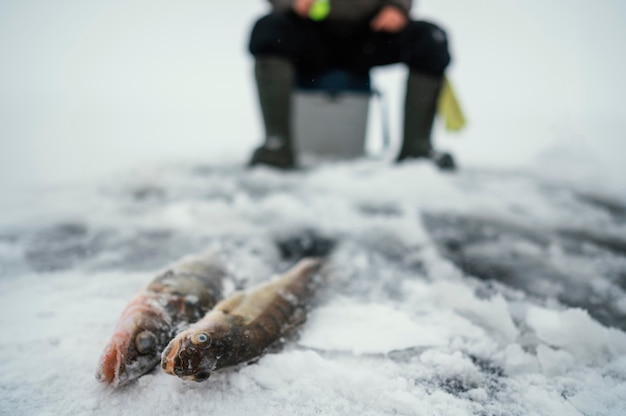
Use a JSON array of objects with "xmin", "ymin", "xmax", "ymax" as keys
[{"xmin": 248, "ymin": 0, "xmax": 454, "ymax": 170}]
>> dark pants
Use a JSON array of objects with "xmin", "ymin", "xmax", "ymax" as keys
[{"xmin": 248, "ymin": 11, "xmax": 451, "ymax": 77}]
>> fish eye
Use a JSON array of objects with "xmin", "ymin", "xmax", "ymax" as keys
[
  {"xmin": 192, "ymin": 332, "xmax": 211, "ymax": 346},
  {"xmin": 135, "ymin": 331, "xmax": 157, "ymax": 354}
]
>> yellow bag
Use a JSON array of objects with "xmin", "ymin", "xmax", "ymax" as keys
[{"xmin": 437, "ymin": 77, "xmax": 466, "ymax": 132}]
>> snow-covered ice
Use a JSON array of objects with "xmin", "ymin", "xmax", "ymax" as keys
[
  {"xmin": 1, "ymin": 0, "xmax": 626, "ymax": 415},
  {"xmin": 1, "ymin": 161, "xmax": 625, "ymax": 415}
]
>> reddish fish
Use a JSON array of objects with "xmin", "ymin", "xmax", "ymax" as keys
[
  {"xmin": 96, "ymin": 252, "xmax": 227, "ymax": 387},
  {"xmin": 161, "ymin": 258, "xmax": 324, "ymax": 382}
]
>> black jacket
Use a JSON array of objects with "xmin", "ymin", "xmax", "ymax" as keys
[{"xmin": 268, "ymin": 0, "xmax": 412, "ymax": 22}]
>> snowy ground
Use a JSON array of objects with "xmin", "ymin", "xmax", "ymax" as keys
[
  {"xmin": 2, "ymin": 0, "xmax": 626, "ymax": 415},
  {"xmin": 1, "ymin": 161, "xmax": 626, "ymax": 416}
]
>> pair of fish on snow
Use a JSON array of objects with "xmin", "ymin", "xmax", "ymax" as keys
[{"xmin": 96, "ymin": 252, "xmax": 324, "ymax": 387}]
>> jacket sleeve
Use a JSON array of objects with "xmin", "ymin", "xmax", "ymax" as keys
[
  {"xmin": 268, "ymin": 0, "xmax": 292, "ymax": 11},
  {"xmin": 267, "ymin": 0, "xmax": 413, "ymax": 15},
  {"xmin": 384, "ymin": 0, "xmax": 412, "ymax": 15}
]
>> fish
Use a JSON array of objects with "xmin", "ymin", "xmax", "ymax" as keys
[
  {"xmin": 161, "ymin": 257, "xmax": 324, "ymax": 382},
  {"xmin": 96, "ymin": 251, "xmax": 227, "ymax": 387}
]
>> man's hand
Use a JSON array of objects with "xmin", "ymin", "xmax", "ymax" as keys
[
  {"xmin": 293, "ymin": 0, "xmax": 315, "ymax": 18},
  {"xmin": 370, "ymin": 6, "xmax": 408, "ymax": 33}
]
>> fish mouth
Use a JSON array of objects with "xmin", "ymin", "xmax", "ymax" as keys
[
  {"xmin": 96, "ymin": 338, "xmax": 125, "ymax": 386},
  {"xmin": 161, "ymin": 337, "xmax": 181, "ymax": 375},
  {"xmin": 161, "ymin": 337, "xmax": 214, "ymax": 381}
]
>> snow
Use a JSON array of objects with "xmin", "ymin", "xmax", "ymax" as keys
[
  {"xmin": 299, "ymin": 298, "xmax": 449, "ymax": 354},
  {"xmin": 1, "ymin": 0, "xmax": 626, "ymax": 415},
  {"xmin": 527, "ymin": 306, "xmax": 626, "ymax": 363},
  {"xmin": 2, "ymin": 161, "xmax": 626, "ymax": 415}
]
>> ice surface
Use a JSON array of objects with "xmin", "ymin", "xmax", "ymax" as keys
[
  {"xmin": 1, "ymin": 0, "xmax": 626, "ymax": 414},
  {"xmin": 1, "ymin": 161, "xmax": 625, "ymax": 416}
]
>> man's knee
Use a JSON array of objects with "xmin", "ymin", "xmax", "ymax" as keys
[
  {"xmin": 249, "ymin": 13, "xmax": 296, "ymax": 56},
  {"xmin": 407, "ymin": 21, "xmax": 451, "ymax": 76}
]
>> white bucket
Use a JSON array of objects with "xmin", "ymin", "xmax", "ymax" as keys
[{"xmin": 293, "ymin": 90, "xmax": 370, "ymax": 159}]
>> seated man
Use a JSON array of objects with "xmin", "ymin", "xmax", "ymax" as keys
[{"xmin": 248, "ymin": 0, "xmax": 454, "ymax": 169}]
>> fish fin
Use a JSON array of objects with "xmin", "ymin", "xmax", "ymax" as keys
[{"xmin": 283, "ymin": 307, "xmax": 307, "ymax": 335}]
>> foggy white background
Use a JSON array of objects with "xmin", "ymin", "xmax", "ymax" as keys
[{"xmin": 1, "ymin": 0, "xmax": 625, "ymax": 193}]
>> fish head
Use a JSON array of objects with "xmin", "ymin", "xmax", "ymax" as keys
[
  {"xmin": 96, "ymin": 308, "xmax": 171, "ymax": 387},
  {"xmin": 161, "ymin": 322, "xmax": 232, "ymax": 382}
]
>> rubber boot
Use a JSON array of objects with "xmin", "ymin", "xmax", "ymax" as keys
[
  {"xmin": 248, "ymin": 57, "xmax": 296, "ymax": 169},
  {"xmin": 396, "ymin": 71, "xmax": 456, "ymax": 171}
]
